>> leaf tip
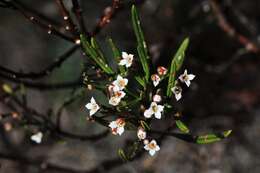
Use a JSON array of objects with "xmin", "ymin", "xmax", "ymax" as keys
[{"xmin": 223, "ymin": 130, "xmax": 232, "ymax": 138}]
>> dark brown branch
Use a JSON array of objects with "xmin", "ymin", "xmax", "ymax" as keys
[
  {"xmin": 55, "ymin": 0, "xmax": 79, "ymax": 37},
  {"xmin": 91, "ymin": 0, "xmax": 121, "ymax": 36},
  {"xmin": 71, "ymin": 0, "xmax": 89, "ymax": 36},
  {"xmin": 2, "ymin": 0, "xmax": 75, "ymax": 43},
  {"xmin": 209, "ymin": 0, "xmax": 259, "ymax": 53},
  {"xmin": 0, "ymin": 45, "xmax": 79, "ymax": 80},
  {"xmin": 0, "ymin": 72, "xmax": 82, "ymax": 91}
]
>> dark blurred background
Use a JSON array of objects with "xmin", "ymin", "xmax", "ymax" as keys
[{"xmin": 0, "ymin": 0, "xmax": 260, "ymax": 173}]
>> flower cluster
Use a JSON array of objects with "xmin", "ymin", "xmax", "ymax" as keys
[
  {"xmin": 151, "ymin": 66, "xmax": 168, "ymax": 87},
  {"xmin": 108, "ymin": 75, "xmax": 128, "ymax": 106},
  {"xmin": 84, "ymin": 52, "xmax": 166, "ymax": 156},
  {"xmin": 84, "ymin": 59, "xmax": 196, "ymax": 157}
]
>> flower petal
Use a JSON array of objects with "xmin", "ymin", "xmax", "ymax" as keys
[
  {"xmin": 122, "ymin": 52, "xmax": 128, "ymax": 59},
  {"xmin": 117, "ymin": 127, "xmax": 124, "ymax": 135},
  {"xmin": 149, "ymin": 150, "xmax": 156, "ymax": 156},
  {"xmin": 109, "ymin": 121, "xmax": 117, "ymax": 128},
  {"xmin": 144, "ymin": 144, "xmax": 149, "ymax": 151},
  {"xmin": 154, "ymin": 112, "xmax": 162, "ymax": 119},
  {"xmin": 89, "ymin": 109, "xmax": 97, "ymax": 116},
  {"xmin": 119, "ymin": 59, "xmax": 126, "ymax": 66},
  {"xmin": 155, "ymin": 145, "xmax": 160, "ymax": 151},
  {"xmin": 144, "ymin": 109, "xmax": 153, "ymax": 118},
  {"xmin": 185, "ymin": 80, "xmax": 191, "ymax": 87},
  {"xmin": 188, "ymin": 74, "xmax": 195, "ymax": 80},
  {"xmin": 85, "ymin": 103, "xmax": 92, "ymax": 109},
  {"xmin": 157, "ymin": 105, "xmax": 164, "ymax": 112},
  {"xmin": 90, "ymin": 97, "xmax": 96, "ymax": 104},
  {"xmin": 175, "ymin": 93, "xmax": 182, "ymax": 101}
]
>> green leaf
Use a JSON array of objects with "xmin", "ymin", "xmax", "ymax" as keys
[
  {"xmin": 176, "ymin": 120, "xmax": 190, "ymax": 134},
  {"xmin": 131, "ymin": 5, "xmax": 150, "ymax": 82},
  {"xmin": 91, "ymin": 37, "xmax": 106, "ymax": 61},
  {"xmin": 118, "ymin": 148, "xmax": 128, "ymax": 162},
  {"xmin": 140, "ymin": 120, "xmax": 151, "ymax": 131},
  {"xmin": 135, "ymin": 76, "xmax": 145, "ymax": 88},
  {"xmin": 80, "ymin": 35, "xmax": 114, "ymax": 74},
  {"xmin": 196, "ymin": 130, "xmax": 232, "ymax": 144},
  {"xmin": 167, "ymin": 38, "xmax": 189, "ymax": 97},
  {"xmin": 107, "ymin": 38, "xmax": 126, "ymax": 75}
]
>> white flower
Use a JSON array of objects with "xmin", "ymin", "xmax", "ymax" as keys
[
  {"xmin": 157, "ymin": 66, "xmax": 167, "ymax": 76},
  {"xmin": 85, "ymin": 97, "xmax": 100, "ymax": 116},
  {"xmin": 119, "ymin": 52, "xmax": 134, "ymax": 68},
  {"xmin": 109, "ymin": 96, "xmax": 121, "ymax": 106},
  {"xmin": 171, "ymin": 86, "xmax": 182, "ymax": 101},
  {"xmin": 144, "ymin": 102, "xmax": 164, "ymax": 119},
  {"xmin": 153, "ymin": 94, "xmax": 162, "ymax": 103},
  {"xmin": 137, "ymin": 127, "xmax": 147, "ymax": 140},
  {"xmin": 109, "ymin": 118, "xmax": 126, "ymax": 135},
  {"xmin": 151, "ymin": 74, "xmax": 160, "ymax": 87},
  {"xmin": 179, "ymin": 69, "xmax": 195, "ymax": 87},
  {"xmin": 31, "ymin": 132, "xmax": 43, "ymax": 144},
  {"xmin": 112, "ymin": 75, "xmax": 128, "ymax": 90},
  {"xmin": 144, "ymin": 139, "xmax": 160, "ymax": 156}
]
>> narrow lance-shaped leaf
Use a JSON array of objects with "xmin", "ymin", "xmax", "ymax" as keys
[
  {"xmin": 80, "ymin": 34, "xmax": 114, "ymax": 74},
  {"xmin": 140, "ymin": 120, "xmax": 151, "ymax": 131},
  {"xmin": 167, "ymin": 38, "xmax": 189, "ymax": 97},
  {"xmin": 107, "ymin": 38, "xmax": 126, "ymax": 75},
  {"xmin": 91, "ymin": 37, "xmax": 106, "ymax": 61},
  {"xmin": 176, "ymin": 120, "xmax": 190, "ymax": 134},
  {"xmin": 154, "ymin": 130, "xmax": 232, "ymax": 144},
  {"xmin": 118, "ymin": 149, "xmax": 128, "ymax": 162},
  {"xmin": 135, "ymin": 76, "xmax": 145, "ymax": 88},
  {"xmin": 131, "ymin": 5, "xmax": 150, "ymax": 82},
  {"xmin": 196, "ymin": 130, "xmax": 232, "ymax": 144}
]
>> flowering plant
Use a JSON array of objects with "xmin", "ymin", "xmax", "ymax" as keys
[{"xmin": 80, "ymin": 5, "xmax": 232, "ymax": 160}]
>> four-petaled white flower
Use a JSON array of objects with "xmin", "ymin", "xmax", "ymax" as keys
[
  {"xmin": 137, "ymin": 127, "xmax": 147, "ymax": 140},
  {"xmin": 144, "ymin": 102, "xmax": 164, "ymax": 119},
  {"xmin": 179, "ymin": 69, "xmax": 195, "ymax": 87},
  {"xmin": 113, "ymin": 75, "xmax": 128, "ymax": 90},
  {"xmin": 157, "ymin": 66, "xmax": 168, "ymax": 76},
  {"xmin": 109, "ymin": 118, "xmax": 126, "ymax": 135},
  {"xmin": 119, "ymin": 52, "xmax": 134, "ymax": 68},
  {"xmin": 171, "ymin": 86, "xmax": 182, "ymax": 101},
  {"xmin": 144, "ymin": 139, "xmax": 160, "ymax": 156},
  {"xmin": 153, "ymin": 94, "xmax": 162, "ymax": 103},
  {"xmin": 151, "ymin": 74, "xmax": 160, "ymax": 87},
  {"xmin": 31, "ymin": 132, "xmax": 43, "ymax": 144},
  {"xmin": 85, "ymin": 97, "xmax": 100, "ymax": 116}
]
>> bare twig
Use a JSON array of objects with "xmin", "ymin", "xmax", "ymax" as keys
[
  {"xmin": 1, "ymin": 0, "xmax": 75, "ymax": 42},
  {"xmin": 71, "ymin": 0, "xmax": 89, "ymax": 36},
  {"xmin": 0, "ymin": 45, "xmax": 79, "ymax": 80},
  {"xmin": 55, "ymin": 0, "xmax": 79, "ymax": 37},
  {"xmin": 91, "ymin": 0, "xmax": 121, "ymax": 36},
  {"xmin": 0, "ymin": 72, "xmax": 82, "ymax": 91},
  {"xmin": 209, "ymin": 0, "xmax": 259, "ymax": 53}
]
